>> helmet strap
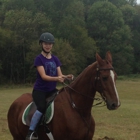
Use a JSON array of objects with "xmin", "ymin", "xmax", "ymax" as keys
[{"xmin": 42, "ymin": 46, "xmax": 51, "ymax": 56}]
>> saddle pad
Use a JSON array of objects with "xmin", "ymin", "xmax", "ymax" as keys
[
  {"xmin": 45, "ymin": 101, "xmax": 54, "ymax": 123},
  {"xmin": 22, "ymin": 101, "xmax": 54, "ymax": 125}
]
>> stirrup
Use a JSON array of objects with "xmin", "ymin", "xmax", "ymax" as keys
[{"xmin": 26, "ymin": 131, "xmax": 38, "ymax": 140}]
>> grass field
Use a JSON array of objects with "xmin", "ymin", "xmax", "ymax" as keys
[
  {"xmin": 0, "ymin": 80, "xmax": 140, "ymax": 140},
  {"xmin": 93, "ymin": 80, "xmax": 140, "ymax": 140}
]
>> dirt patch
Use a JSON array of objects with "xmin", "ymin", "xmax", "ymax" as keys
[{"xmin": 98, "ymin": 136, "xmax": 114, "ymax": 140}]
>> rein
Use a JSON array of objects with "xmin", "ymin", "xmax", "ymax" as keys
[
  {"xmin": 63, "ymin": 84, "xmax": 92, "ymax": 140},
  {"xmin": 62, "ymin": 66, "xmax": 114, "ymax": 140},
  {"xmin": 63, "ymin": 82, "xmax": 102, "ymax": 102},
  {"xmin": 63, "ymin": 67, "xmax": 114, "ymax": 108},
  {"xmin": 63, "ymin": 82, "xmax": 105, "ymax": 109}
]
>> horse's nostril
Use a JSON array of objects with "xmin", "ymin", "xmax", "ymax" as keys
[{"xmin": 111, "ymin": 103, "xmax": 117, "ymax": 109}]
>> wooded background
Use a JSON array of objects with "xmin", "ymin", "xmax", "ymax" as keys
[{"xmin": 0, "ymin": 0, "xmax": 140, "ymax": 84}]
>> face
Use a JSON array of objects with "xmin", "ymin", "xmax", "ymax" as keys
[
  {"xmin": 96, "ymin": 52, "xmax": 120, "ymax": 110},
  {"xmin": 99, "ymin": 69, "xmax": 120, "ymax": 110},
  {"xmin": 42, "ymin": 42, "xmax": 53, "ymax": 53}
]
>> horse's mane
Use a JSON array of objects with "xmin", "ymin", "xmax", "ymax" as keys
[
  {"xmin": 70, "ymin": 61, "xmax": 97, "ymax": 85},
  {"xmin": 58, "ymin": 61, "xmax": 97, "ymax": 94}
]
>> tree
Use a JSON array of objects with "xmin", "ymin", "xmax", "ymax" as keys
[
  {"xmin": 131, "ymin": 5, "xmax": 140, "ymax": 73},
  {"xmin": 87, "ymin": 1, "xmax": 134, "ymax": 74},
  {"xmin": 2, "ymin": 9, "xmax": 52, "ymax": 82},
  {"xmin": 0, "ymin": 28, "xmax": 18, "ymax": 83},
  {"xmin": 108, "ymin": 0, "xmax": 124, "ymax": 6},
  {"xmin": 53, "ymin": 39, "xmax": 77, "ymax": 75},
  {"xmin": 2, "ymin": 0, "xmax": 36, "ymax": 11},
  {"xmin": 120, "ymin": 4, "xmax": 137, "ymax": 29}
]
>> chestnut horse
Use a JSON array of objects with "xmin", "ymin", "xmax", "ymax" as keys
[{"xmin": 7, "ymin": 51, "xmax": 120, "ymax": 140}]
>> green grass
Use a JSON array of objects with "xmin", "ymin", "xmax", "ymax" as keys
[
  {"xmin": 0, "ymin": 87, "xmax": 33, "ymax": 140},
  {"xmin": 93, "ymin": 80, "xmax": 140, "ymax": 140},
  {"xmin": 0, "ymin": 80, "xmax": 140, "ymax": 140}
]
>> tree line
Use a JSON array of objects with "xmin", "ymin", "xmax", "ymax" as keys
[{"xmin": 0, "ymin": 0, "xmax": 140, "ymax": 84}]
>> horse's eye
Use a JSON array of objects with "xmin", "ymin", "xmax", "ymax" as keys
[{"xmin": 102, "ymin": 77, "xmax": 108, "ymax": 81}]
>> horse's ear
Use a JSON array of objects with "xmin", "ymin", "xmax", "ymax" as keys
[
  {"xmin": 105, "ymin": 51, "xmax": 112, "ymax": 64},
  {"xmin": 96, "ymin": 53, "xmax": 104, "ymax": 66}
]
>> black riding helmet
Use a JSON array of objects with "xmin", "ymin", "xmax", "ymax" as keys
[{"xmin": 39, "ymin": 32, "xmax": 55, "ymax": 44}]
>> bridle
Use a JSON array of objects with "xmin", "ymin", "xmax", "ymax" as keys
[
  {"xmin": 63, "ymin": 67, "xmax": 114, "ymax": 108},
  {"xmin": 95, "ymin": 67, "xmax": 114, "ymax": 101},
  {"xmin": 62, "ymin": 66, "xmax": 114, "ymax": 140}
]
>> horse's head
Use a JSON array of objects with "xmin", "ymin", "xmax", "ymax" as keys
[{"xmin": 95, "ymin": 51, "xmax": 120, "ymax": 110}]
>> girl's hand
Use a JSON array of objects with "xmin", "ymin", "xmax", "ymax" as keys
[
  {"xmin": 57, "ymin": 76, "xmax": 65, "ymax": 83},
  {"xmin": 66, "ymin": 74, "xmax": 74, "ymax": 81}
]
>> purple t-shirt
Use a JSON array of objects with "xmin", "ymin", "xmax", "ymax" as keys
[{"xmin": 33, "ymin": 54, "xmax": 61, "ymax": 92}]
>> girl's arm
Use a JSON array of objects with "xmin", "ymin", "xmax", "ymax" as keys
[
  {"xmin": 57, "ymin": 67, "xmax": 74, "ymax": 80},
  {"xmin": 37, "ymin": 66, "xmax": 64, "ymax": 82}
]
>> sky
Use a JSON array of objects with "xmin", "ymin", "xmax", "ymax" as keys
[{"xmin": 137, "ymin": 0, "xmax": 140, "ymax": 4}]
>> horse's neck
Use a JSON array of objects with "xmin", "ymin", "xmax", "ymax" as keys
[
  {"xmin": 71, "ymin": 62, "xmax": 97, "ymax": 91},
  {"xmin": 69, "ymin": 62, "xmax": 97, "ymax": 113}
]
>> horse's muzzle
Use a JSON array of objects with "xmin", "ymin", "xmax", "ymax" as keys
[{"xmin": 107, "ymin": 101, "xmax": 121, "ymax": 110}]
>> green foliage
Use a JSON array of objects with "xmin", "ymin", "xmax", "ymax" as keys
[
  {"xmin": 25, "ymin": 41, "xmax": 40, "ymax": 83},
  {"xmin": 2, "ymin": 0, "xmax": 35, "ymax": 11},
  {"xmin": 120, "ymin": 4, "xmax": 137, "ymax": 28},
  {"xmin": 53, "ymin": 39, "xmax": 77, "ymax": 75},
  {"xmin": 0, "ymin": 0, "xmax": 140, "ymax": 83},
  {"xmin": 87, "ymin": 1, "xmax": 134, "ymax": 74},
  {"xmin": 0, "ymin": 28, "xmax": 19, "ymax": 83},
  {"xmin": 55, "ymin": 0, "xmax": 85, "ymax": 38},
  {"xmin": 1, "ymin": 8, "xmax": 53, "ymax": 83},
  {"xmin": 130, "ymin": 6, "xmax": 140, "ymax": 73},
  {"xmin": 87, "ymin": 1, "xmax": 124, "ymax": 40},
  {"xmin": 108, "ymin": 0, "xmax": 128, "ymax": 7},
  {"xmin": 3, "ymin": 9, "xmax": 52, "ymax": 40}
]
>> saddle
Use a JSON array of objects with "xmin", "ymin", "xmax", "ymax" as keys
[{"xmin": 22, "ymin": 91, "xmax": 58, "ymax": 126}]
